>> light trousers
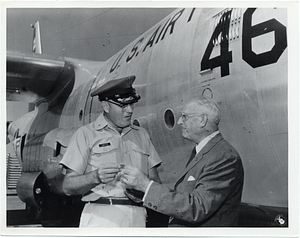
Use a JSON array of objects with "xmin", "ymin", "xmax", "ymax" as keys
[{"xmin": 80, "ymin": 202, "xmax": 147, "ymax": 227}]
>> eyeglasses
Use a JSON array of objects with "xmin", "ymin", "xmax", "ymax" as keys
[
  {"xmin": 180, "ymin": 113, "xmax": 203, "ymax": 122},
  {"xmin": 108, "ymin": 100, "xmax": 135, "ymax": 109}
]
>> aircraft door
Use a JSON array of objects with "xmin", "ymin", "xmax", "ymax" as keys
[
  {"xmin": 84, "ymin": 84, "xmax": 102, "ymax": 124},
  {"xmin": 86, "ymin": 96, "xmax": 102, "ymax": 123},
  {"xmin": 75, "ymin": 79, "xmax": 95, "ymax": 126},
  {"xmin": 83, "ymin": 94, "xmax": 93, "ymax": 124}
]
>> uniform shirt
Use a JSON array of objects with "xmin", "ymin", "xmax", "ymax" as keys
[{"xmin": 60, "ymin": 113, "xmax": 161, "ymax": 201}]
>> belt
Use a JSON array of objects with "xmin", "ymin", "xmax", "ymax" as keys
[{"xmin": 90, "ymin": 197, "xmax": 142, "ymax": 206}]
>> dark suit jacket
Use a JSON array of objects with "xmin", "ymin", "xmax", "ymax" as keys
[{"xmin": 143, "ymin": 133, "xmax": 244, "ymax": 227}]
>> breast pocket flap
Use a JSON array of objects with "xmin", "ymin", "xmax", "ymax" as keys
[{"xmin": 129, "ymin": 142, "xmax": 149, "ymax": 155}]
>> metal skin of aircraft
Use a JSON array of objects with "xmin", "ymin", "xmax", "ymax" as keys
[{"xmin": 6, "ymin": 8, "xmax": 288, "ymax": 227}]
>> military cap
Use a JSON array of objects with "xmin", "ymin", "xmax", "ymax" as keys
[{"xmin": 90, "ymin": 75, "xmax": 141, "ymax": 104}]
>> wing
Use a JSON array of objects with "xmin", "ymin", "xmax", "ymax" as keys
[{"xmin": 7, "ymin": 51, "xmax": 72, "ymax": 102}]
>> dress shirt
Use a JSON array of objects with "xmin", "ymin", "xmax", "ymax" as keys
[{"xmin": 195, "ymin": 131, "xmax": 220, "ymax": 154}]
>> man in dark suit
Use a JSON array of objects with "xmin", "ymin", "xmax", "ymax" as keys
[{"xmin": 121, "ymin": 96, "xmax": 244, "ymax": 227}]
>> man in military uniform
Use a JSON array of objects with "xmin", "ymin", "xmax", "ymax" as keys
[{"xmin": 60, "ymin": 75, "xmax": 163, "ymax": 227}]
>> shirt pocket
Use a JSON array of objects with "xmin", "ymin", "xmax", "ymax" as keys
[
  {"xmin": 89, "ymin": 138, "xmax": 119, "ymax": 170},
  {"xmin": 126, "ymin": 141, "xmax": 149, "ymax": 175}
]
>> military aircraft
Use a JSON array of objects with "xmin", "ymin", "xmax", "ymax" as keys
[{"xmin": 6, "ymin": 7, "xmax": 290, "ymax": 228}]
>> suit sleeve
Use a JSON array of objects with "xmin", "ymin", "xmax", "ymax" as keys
[{"xmin": 143, "ymin": 150, "xmax": 243, "ymax": 223}]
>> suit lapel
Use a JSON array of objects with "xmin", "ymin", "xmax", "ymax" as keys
[{"xmin": 174, "ymin": 134, "xmax": 223, "ymax": 189}]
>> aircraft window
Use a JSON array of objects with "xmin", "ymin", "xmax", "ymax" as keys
[
  {"xmin": 133, "ymin": 119, "xmax": 140, "ymax": 127},
  {"xmin": 164, "ymin": 109, "xmax": 175, "ymax": 130},
  {"xmin": 79, "ymin": 110, "xmax": 83, "ymax": 121}
]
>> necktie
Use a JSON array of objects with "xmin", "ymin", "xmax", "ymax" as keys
[{"xmin": 186, "ymin": 147, "xmax": 196, "ymax": 167}]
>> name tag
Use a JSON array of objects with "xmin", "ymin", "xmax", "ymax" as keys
[{"xmin": 99, "ymin": 142, "xmax": 111, "ymax": 147}]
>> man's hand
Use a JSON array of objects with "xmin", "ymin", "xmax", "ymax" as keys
[
  {"xmin": 96, "ymin": 163, "xmax": 121, "ymax": 184},
  {"xmin": 63, "ymin": 163, "xmax": 120, "ymax": 196},
  {"xmin": 120, "ymin": 165, "xmax": 151, "ymax": 192}
]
